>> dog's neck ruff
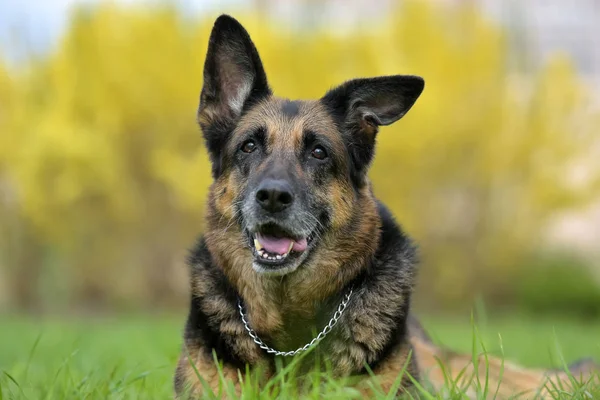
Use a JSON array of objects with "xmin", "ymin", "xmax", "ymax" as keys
[{"xmin": 237, "ymin": 288, "xmax": 354, "ymax": 357}]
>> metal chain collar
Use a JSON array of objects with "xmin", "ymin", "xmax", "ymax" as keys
[{"xmin": 237, "ymin": 287, "xmax": 354, "ymax": 357}]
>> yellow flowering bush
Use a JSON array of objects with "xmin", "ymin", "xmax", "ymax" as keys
[{"xmin": 0, "ymin": 1, "xmax": 597, "ymax": 311}]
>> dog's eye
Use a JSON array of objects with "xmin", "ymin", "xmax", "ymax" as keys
[
  {"xmin": 241, "ymin": 140, "xmax": 257, "ymax": 153},
  {"xmin": 311, "ymin": 145, "xmax": 328, "ymax": 160}
]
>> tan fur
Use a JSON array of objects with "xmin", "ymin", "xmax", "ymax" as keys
[{"xmin": 410, "ymin": 328, "xmax": 599, "ymax": 399}]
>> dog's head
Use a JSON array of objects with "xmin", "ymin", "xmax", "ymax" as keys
[{"xmin": 199, "ymin": 15, "xmax": 423, "ymax": 277}]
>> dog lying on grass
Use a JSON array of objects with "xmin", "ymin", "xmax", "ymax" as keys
[{"xmin": 174, "ymin": 14, "xmax": 598, "ymax": 399}]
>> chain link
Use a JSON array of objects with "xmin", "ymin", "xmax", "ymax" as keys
[{"xmin": 237, "ymin": 287, "xmax": 353, "ymax": 357}]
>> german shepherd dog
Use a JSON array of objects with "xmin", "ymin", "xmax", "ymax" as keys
[{"xmin": 175, "ymin": 15, "xmax": 598, "ymax": 399}]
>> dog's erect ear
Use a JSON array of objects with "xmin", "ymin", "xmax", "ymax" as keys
[
  {"xmin": 199, "ymin": 15, "xmax": 271, "ymax": 176},
  {"xmin": 321, "ymin": 75, "xmax": 424, "ymax": 185},
  {"xmin": 199, "ymin": 15, "xmax": 270, "ymax": 123},
  {"xmin": 322, "ymin": 76, "xmax": 424, "ymax": 128}
]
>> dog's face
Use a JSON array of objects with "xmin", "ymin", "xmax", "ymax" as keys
[{"xmin": 199, "ymin": 15, "xmax": 424, "ymax": 276}]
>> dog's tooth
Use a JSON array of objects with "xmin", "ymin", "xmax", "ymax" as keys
[
  {"xmin": 276, "ymin": 255, "xmax": 282, "ymax": 260},
  {"xmin": 254, "ymin": 238, "xmax": 263, "ymax": 251},
  {"xmin": 287, "ymin": 241, "xmax": 294, "ymax": 254},
  {"xmin": 262, "ymin": 252, "xmax": 268, "ymax": 259}
]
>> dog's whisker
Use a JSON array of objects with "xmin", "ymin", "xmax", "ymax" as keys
[
  {"xmin": 218, "ymin": 200, "xmax": 246, "ymax": 234},
  {"xmin": 216, "ymin": 201, "xmax": 242, "ymax": 225}
]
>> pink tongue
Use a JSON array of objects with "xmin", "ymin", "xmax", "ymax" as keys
[
  {"xmin": 292, "ymin": 237, "xmax": 308, "ymax": 252},
  {"xmin": 256, "ymin": 234, "xmax": 308, "ymax": 254}
]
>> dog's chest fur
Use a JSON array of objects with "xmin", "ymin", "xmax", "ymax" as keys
[{"xmin": 181, "ymin": 202, "xmax": 417, "ymax": 377}]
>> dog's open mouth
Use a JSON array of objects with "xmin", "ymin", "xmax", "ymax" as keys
[{"xmin": 247, "ymin": 223, "xmax": 314, "ymax": 269}]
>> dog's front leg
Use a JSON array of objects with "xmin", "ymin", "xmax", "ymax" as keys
[
  {"xmin": 327, "ymin": 283, "xmax": 419, "ymax": 396},
  {"xmin": 328, "ymin": 335, "xmax": 419, "ymax": 397},
  {"xmin": 174, "ymin": 347, "xmax": 242, "ymax": 400},
  {"xmin": 367, "ymin": 340, "xmax": 420, "ymax": 396}
]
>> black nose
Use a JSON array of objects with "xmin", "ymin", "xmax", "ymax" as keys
[{"xmin": 255, "ymin": 179, "xmax": 294, "ymax": 213}]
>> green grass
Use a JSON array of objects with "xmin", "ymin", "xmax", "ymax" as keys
[{"xmin": 0, "ymin": 314, "xmax": 599, "ymax": 399}]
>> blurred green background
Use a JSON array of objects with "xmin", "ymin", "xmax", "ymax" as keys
[{"xmin": 0, "ymin": 0, "xmax": 599, "ymax": 318}]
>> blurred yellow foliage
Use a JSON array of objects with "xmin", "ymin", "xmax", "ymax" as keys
[{"xmin": 0, "ymin": 1, "xmax": 598, "ymax": 311}]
